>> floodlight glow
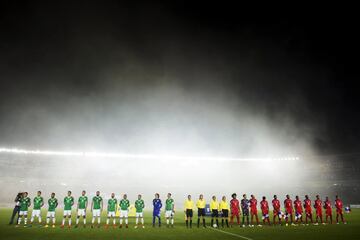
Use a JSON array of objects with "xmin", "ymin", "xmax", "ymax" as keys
[{"xmin": 0, "ymin": 147, "xmax": 299, "ymax": 162}]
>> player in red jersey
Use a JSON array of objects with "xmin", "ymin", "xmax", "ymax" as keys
[
  {"xmin": 284, "ymin": 194, "xmax": 294, "ymax": 225},
  {"xmin": 335, "ymin": 195, "xmax": 346, "ymax": 224},
  {"xmin": 294, "ymin": 196, "xmax": 303, "ymax": 224},
  {"xmin": 303, "ymin": 195, "xmax": 313, "ymax": 224},
  {"xmin": 230, "ymin": 193, "xmax": 241, "ymax": 226},
  {"xmin": 324, "ymin": 196, "xmax": 332, "ymax": 224},
  {"xmin": 272, "ymin": 195, "xmax": 282, "ymax": 225},
  {"xmin": 249, "ymin": 195, "xmax": 259, "ymax": 226},
  {"xmin": 314, "ymin": 195, "xmax": 323, "ymax": 225},
  {"xmin": 260, "ymin": 196, "xmax": 270, "ymax": 225}
]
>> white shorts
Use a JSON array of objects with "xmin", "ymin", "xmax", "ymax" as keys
[
  {"xmin": 165, "ymin": 210, "xmax": 174, "ymax": 218},
  {"xmin": 135, "ymin": 212, "xmax": 143, "ymax": 218},
  {"xmin": 31, "ymin": 209, "xmax": 41, "ymax": 218},
  {"xmin": 77, "ymin": 209, "xmax": 86, "ymax": 216},
  {"xmin": 19, "ymin": 211, "xmax": 28, "ymax": 216},
  {"xmin": 92, "ymin": 209, "xmax": 101, "ymax": 217},
  {"xmin": 47, "ymin": 211, "xmax": 55, "ymax": 218},
  {"xmin": 108, "ymin": 211, "xmax": 116, "ymax": 217},
  {"xmin": 120, "ymin": 210, "xmax": 128, "ymax": 218},
  {"xmin": 63, "ymin": 210, "xmax": 72, "ymax": 216}
]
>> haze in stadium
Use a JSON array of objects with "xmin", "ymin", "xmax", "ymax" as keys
[{"xmin": 0, "ymin": 2, "xmax": 359, "ymax": 237}]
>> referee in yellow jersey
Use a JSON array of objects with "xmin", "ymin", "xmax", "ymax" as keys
[
  {"xmin": 220, "ymin": 196, "xmax": 230, "ymax": 227},
  {"xmin": 196, "ymin": 194, "xmax": 206, "ymax": 228},
  {"xmin": 184, "ymin": 195, "xmax": 194, "ymax": 228},
  {"xmin": 210, "ymin": 196, "xmax": 219, "ymax": 227}
]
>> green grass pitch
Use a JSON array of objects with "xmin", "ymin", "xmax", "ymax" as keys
[{"xmin": 1, "ymin": 208, "xmax": 359, "ymax": 240}]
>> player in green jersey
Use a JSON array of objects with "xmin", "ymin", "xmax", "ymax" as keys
[
  {"xmin": 119, "ymin": 194, "xmax": 130, "ymax": 228},
  {"xmin": 76, "ymin": 190, "xmax": 88, "ymax": 228},
  {"xmin": 29, "ymin": 191, "xmax": 44, "ymax": 226},
  {"xmin": 106, "ymin": 193, "xmax": 117, "ymax": 228},
  {"xmin": 165, "ymin": 193, "xmax": 175, "ymax": 227},
  {"xmin": 134, "ymin": 194, "xmax": 145, "ymax": 228},
  {"xmin": 17, "ymin": 192, "xmax": 31, "ymax": 227},
  {"xmin": 45, "ymin": 192, "xmax": 58, "ymax": 228},
  {"xmin": 61, "ymin": 191, "xmax": 74, "ymax": 228},
  {"xmin": 91, "ymin": 191, "xmax": 103, "ymax": 228}
]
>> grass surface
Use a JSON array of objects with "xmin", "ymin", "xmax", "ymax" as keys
[{"xmin": 0, "ymin": 208, "xmax": 359, "ymax": 240}]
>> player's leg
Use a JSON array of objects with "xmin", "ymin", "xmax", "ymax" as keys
[
  {"xmin": 24, "ymin": 212, "xmax": 28, "ymax": 226},
  {"xmin": 329, "ymin": 213, "xmax": 332, "ymax": 224},
  {"xmin": 17, "ymin": 211, "xmax": 23, "ymax": 225},
  {"xmin": 255, "ymin": 212, "xmax": 259, "ymax": 225},
  {"xmin": 76, "ymin": 212, "xmax": 80, "ymax": 227},
  {"xmin": 38, "ymin": 210, "xmax": 42, "ymax": 224},
  {"xmin": 125, "ymin": 211, "xmax": 128, "ymax": 228},
  {"xmin": 68, "ymin": 212, "xmax": 72, "ymax": 227}
]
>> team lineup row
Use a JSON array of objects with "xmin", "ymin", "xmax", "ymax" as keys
[{"xmin": 13, "ymin": 190, "xmax": 347, "ymax": 229}]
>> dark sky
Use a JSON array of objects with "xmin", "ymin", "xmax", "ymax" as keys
[{"xmin": 0, "ymin": 1, "xmax": 359, "ymax": 156}]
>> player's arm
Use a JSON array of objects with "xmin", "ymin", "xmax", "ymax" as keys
[
  {"xmin": 41, "ymin": 197, "xmax": 44, "ymax": 207},
  {"xmin": 101, "ymin": 199, "xmax": 103, "ymax": 211},
  {"xmin": 85, "ymin": 199, "xmax": 88, "ymax": 210},
  {"xmin": 172, "ymin": 202, "xmax": 175, "ymax": 212}
]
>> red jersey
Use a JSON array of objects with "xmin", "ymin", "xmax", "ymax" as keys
[
  {"xmin": 250, "ymin": 198, "xmax": 257, "ymax": 209},
  {"xmin": 272, "ymin": 199, "xmax": 280, "ymax": 210},
  {"xmin": 324, "ymin": 200, "xmax": 332, "ymax": 215},
  {"xmin": 250, "ymin": 198, "xmax": 257, "ymax": 214},
  {"xmin": 314, "ymin": 199, "xmax": 322, "ymax": 215},
  {"xmin": 260, "ymin": 200, "xmax": 269, "ymax": 214},
  {"xmin": 294, "ymin": 199, "xmax": 303, "ymax": 213},
  {"xmin": 230, "ymin": 198, "xmax": 240, "ymax": 213},
  {"xmin": 335, "ymin": 199, "xmax": 343, "ymax": 214},
  {"xmin": 304, "ymin": 199, "xmax": 312, "ymax": 213},
  {"xmin": 284, "ymin": 199, "xmax": 292, "ymax": 210},
  {"xmin": 335, "ymin": 199, "xmax": 343, "ymax": 209},
  {"xmin": 314, "ymin": 199, "xmax": 322, "ymax": 210}
]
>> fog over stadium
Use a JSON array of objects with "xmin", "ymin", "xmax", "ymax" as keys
[{"xmin": 0, "ymin": 2, "xmax": 359, "ymax": 206}]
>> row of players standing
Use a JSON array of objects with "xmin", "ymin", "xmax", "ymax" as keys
[{"xmin": 13, "ymin": 190, "xmax": 347, "ymax": 228}]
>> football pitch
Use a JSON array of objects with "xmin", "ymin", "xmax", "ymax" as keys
[{"xmin": 1, "ymin": 208, "xmax": 359, "ymax": 240}]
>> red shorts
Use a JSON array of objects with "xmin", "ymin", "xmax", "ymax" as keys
[
  {"xmin": 336, "ymin": 208, "xmax": 343, "ymax": 214},
  {"xmin": 262, "ymin": 209, "xmax": 269, "ymax": 215},
  {"xmin": 231, "ymin": 210, "xmax": 240, "ymax": 216},
  {"xmin": 273, "ymin": 209, "xmax": 280, "ymax": 215},
  {"xmin": 326, "ymin": 208, "xmax": 332, "ymax": 216},
  {"xmin": 305, "ymin": 208, "xmax": 312, "ymax": 214},
  {"xmin": 250, "ymin": 208, "xmax": 257, "ymax": 215},
  {"xmin": 316, "ymin": 208, "xmax": 322, "ymax": 216},
  {"xmin": 285, "ymin": 208, "xmax": 293, "ymax": 214},
  {"xmin": 295, "ymin": 209, "xmax": 303, "ymax": 214}
]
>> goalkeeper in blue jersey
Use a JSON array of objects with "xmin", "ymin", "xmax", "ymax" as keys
[{"xmin": 152, "ymin": 193, "xmax": 162, "ymax": 227}]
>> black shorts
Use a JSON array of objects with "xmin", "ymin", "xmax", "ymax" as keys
[
  {"xmin": 222, "ymin": 209, "xmax": 229, "ymax": 218},
  {"xmin": 186, "ymin": 209, "xmax": 193, "ymax": 218},
  {"xmin": 212, "ymin": 210, "xmax": 219, "ymax": 218},
  {"xmin": 242, "ymin": 209, "xmax": 249, "ymax": 216},
  {"xmin": 198, "ymin": 208, "xmax": 205, "ymax": 217}
]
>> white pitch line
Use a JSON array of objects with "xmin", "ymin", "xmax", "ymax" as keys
[{"xmin": 209, "ymin": 227, "xmax": 254, "ymax": 240}]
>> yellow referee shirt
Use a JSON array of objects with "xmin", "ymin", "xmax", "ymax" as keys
[
  {"xmin": 210, "ymin": 200, "xmax": 219, "ymax": 211},
  {"xmin": 196, "ymin": 199, "xmax": 206, "ymax": 209},
  {"xmin": 184, "ymin": 199, "xmax": 194, "ymax": 210},
  {"xmin": 219, "ymin": 200, "xmax": 229, "ymax": 211}
]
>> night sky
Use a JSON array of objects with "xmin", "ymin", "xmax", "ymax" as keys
[{"xmin": 1, "ymin": 1, "xmax": 359, "ymax": 158}]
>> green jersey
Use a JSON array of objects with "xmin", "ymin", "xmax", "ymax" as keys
[
  {"xmin": 48, "ymin": 197, "xmax": 58, "ymax": 212},
  {"xmin": 165, "ymin": 198, "xmax": 174, "ymax": 211},
  {"xmin": 33, "ymin": 196, "xmax": 44, "ymax": 210},
  {"xmin": 119, "ymin": 199, "xmax": 130, "ymax": 211},
  {"xmin": 92, "ymin": 196, "xmax": 103, "ymax": 210},
  {"xmin": 78, "ymin": 196, "xmax": 88, "ymax": 209},
  {"xmin": 64, "ymin": 196, "xmax": 74, "ymax": 210},
  {"xmin": 108, "ymin": 198, "xmax": 117, "ymax": 212},
  {"xmin": 20, "ymin": 197, "xmax": 31, "ymax": 211},
  {"xmin": 135, "ymin": 199, "xmax": 145, "ymax": 213}
]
